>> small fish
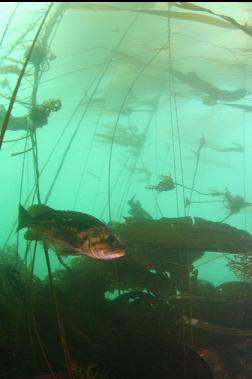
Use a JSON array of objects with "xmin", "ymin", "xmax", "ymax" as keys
[{"xmin": 18, "ymin": 204, "xmax": 125, "ymax": 260}]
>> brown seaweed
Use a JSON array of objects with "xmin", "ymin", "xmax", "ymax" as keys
[
  {"xmin": 171, "ymin": 69, "xmax": 248, "ymax": 102},
  {"xmin": 115, "ymin": 217, "xmax": 252, "ymax": 255},
  {"xmin": 183, "ymin": 316, "xmax": 252, "ymax": 337}
]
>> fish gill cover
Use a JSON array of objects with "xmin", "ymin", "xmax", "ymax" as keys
[{"xmin": 0, "ymin": 2, "xmax": 252, "ymax": 378}]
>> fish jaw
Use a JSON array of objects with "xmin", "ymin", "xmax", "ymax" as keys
[
  {"xmin": 82, "ymin": 238, "xmax": 125, "ymax": 260},
  {"xmin": 84, "ymin": 248, "xmax": 125, "ymax": 260},
  {"xmin": 93, "ymin": 247, "xmax": 125, "ymax": 260}
]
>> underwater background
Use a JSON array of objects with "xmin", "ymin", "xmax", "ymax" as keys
[{"xmin": 1, "ymin": 2, "xmax": 252, "ymax": 378}]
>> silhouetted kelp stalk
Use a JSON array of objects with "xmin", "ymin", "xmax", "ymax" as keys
[
  {"xmin": 186, "ymin": 136, "xmax": 206, "ymax": 215},
  {"xmin": 183, "ymin": 316, "xmax": 252, "ymax": 337},
  {"xmin": 107, "ymin": 42, "xmax": 169, "ymax": 222},
  {"xmin": 2, "ymin": 133, "xmax": 31, "ymax": 143},
  {"xmin": 28, "ymin": 242, "xmax": 57, "ymax": 379},
  {"xmin": 0, "ymin": 3, "xmax": 53, "ymax": 149},
  {"xmin": 11, "ymin": 146, "xmax": 33, "ymax": 157},
  {"xmin": 7, "ymin": 9, "xmax": 56, "ymax": 375},
  {"xmin": 7, "ymin": 4, "xmax": 76, "ymax": 378},
  {"xmin": 215, "ymin": 103, "xmax": 252, "ymax": 112},
  {"xmin": 44, "ymin": 13, "xmax": 140, "ymax": 208},
  {"xmin": 43, "ymin": 243, "xmax": 75, "ymax": 379},
  {"xmin": 167, "ymin": 9, "xmax": 186, "ymax": 219},
  {"xmin": 0, "ymin": 3, "xmax": 19, "ymax": 51},
  {"xmin": 207, "ymin": 142, "xmax": 244, "ymax": 153},
  {"xmin": 17, "ymin": 5, "xmax": 141, "ymax": 377},
  {"xmin": 166, "ymin": 10, "xmax": 192, "ymax": 353},
  {"xmin": 114, "ymin": 95, "xmax": 162, "ymax": 222},
  {"xmin": 173, "ymin": 2, "xmax": 252, "ymax": 39},
  {"xmin": 69, "ymin": 2, "xmax": 246, "ymax": 32}
]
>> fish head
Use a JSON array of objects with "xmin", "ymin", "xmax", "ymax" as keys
[{"xmin": 83, "ymin": 228, "xmax": 125, "ymax": 260}]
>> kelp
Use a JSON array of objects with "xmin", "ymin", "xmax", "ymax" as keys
[
  {"xmin": 227, "ymin": 255, "xmax": 252, "ymax": 282},
  {"xmin": 3, "ymin": 244, "xmax": 252, "ymax": 377},
  {"xmin": 68, "ymin": 2, "xmax": 236, "ymax": 30},
  {"xmin": 207, "ymin": 142, "xmax": 244, "ymax": 153},
  {"xmin": 114, "ymin": 217, "xmax": 252, "ymax": 255},
  {"xmin": 171, "ymin": 69, "xmax": 248, "ymax": 102},
  {"xmin": 68, "ymin": 2, "xmax": 252, "ymax": 40},
  {"xmin": 174, "ymin": 2, "xmax": 252, "ymax": 38},
  {"xmin": 183, "ymin": 316, "xmax": 252, "ymax": 337},
  {"xmin": 0, "ymin": 3, "xmax": 54, "ymax": 148},
  {"xmin": 218, "ymin": 103, "xmax": 252, "ymax": 112}
]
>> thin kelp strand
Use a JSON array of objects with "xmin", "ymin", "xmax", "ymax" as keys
[
  {"xmin": 11, "ymin": 147, "xmax": 32, "ymax": 157},
  {"xmin": 168, "ymin": 294, "xmax": 252, "ymax": 304},
  {"xmin": 0, "ymin": 2, "xmax": 20, "ymax": 51},
  {"xmin": 183, "ymin": 316, "xmax": 252, "ymax": 336},
  {"xmin": 168, "ymin": 15, "xmax": 186, "ymax": 216},
  {"xmin": 167, "ymin": 4, "xmax": 192, "ymax": 354},
  {"xmin": 30, "ymin": 131, "xmax": 41, "ymax": 203},
  {"xmin": 45, "ymin": 14, "xmax": 140, "ymax": 205},
  {"xmin": 0, "ymin": 3, "xmax": 53, "ymax": 149},
  {"xmin": 174, "ymin": 2, "xmax": 252, "ymax": 38},
  {"xmin": 187, "ymin": 139, "xmax": 205, "ymax": 215},
  {"xmin": 171, "ymin": 72, "xmax": 186, "ymax": 215},
  {"xmin": 152, "ymin": 191, "xmax": 163, "ymax": 217},
  {"xmin": 44, "ymin": 79, "xmax": 99, "ymax": 204},
  {"xmin": 68, "ymin": 3, "xmax": 238, "ymax": 30},
  {"xmin": 115, "ymin": 160, "xmax": 136, "ymax": 221},
  {"xmin": 167, "ymin": 16, "xmax": 179, "ymax": 217},
  {"xmin": 194, "ymin": 254, "xmax": 224, "ymax": 269},
  {"xmin": 24, "ymin": 9, "xmax": 74, "ymax": 377},
  {"xmin": 19, "ymin": 46, "xmax": 167, "ymax": 92},
  {"xmin": 29, "ymin": 242, "xmax": 57, "ymax": 379},
  {"xmin": 3, "ymin": 134, "xmax": 31, "ymax": 143},
  {"xmin": 41, "ymin": 3, "xmax": 67, "ymax": 47},
  {"xmin": 43, "ymin": 243, "xmax": 75, "ymax": 379},
  {"xmin": 108, "ymin": 42, "xmax": 168, "ymax": 221},
  {"xmin": 72, "ymin": 102, "xmax": 106, "ymax": 210},
  {"xmin": 100, "ymin": 156, "xmax": 131, "ymax": 220},
  {"xmin": 17, "ymin": 133, "xmax": 29, "ymax": 264},
  {"xmin": 116, "ymin": 99, "xmax": 160, "ymax": 221}
]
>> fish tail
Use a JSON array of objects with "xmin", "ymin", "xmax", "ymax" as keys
[{"xmin": 17, "ymin": 204, "xmax": 32, "ymax": 231}]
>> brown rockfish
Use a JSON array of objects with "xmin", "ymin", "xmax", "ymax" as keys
[{"xmin": 18, "ymin": 204, "xmax": 125, "ymax": 260}]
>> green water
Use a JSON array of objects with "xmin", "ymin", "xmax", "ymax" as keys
[{"xmin": 0, "ymin": 2, "xmax": 252, "ymax": 378}]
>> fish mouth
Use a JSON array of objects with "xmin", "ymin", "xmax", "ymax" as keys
[
  {"xmin": 89, "ymin": 247, "xmax": 125, "ymax": 260},
  {"xmin": 101, "ymin": 248, "xmax": 125, "ymax": 260}
]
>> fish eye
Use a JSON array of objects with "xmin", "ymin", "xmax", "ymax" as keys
[
  {"xmin": 106, "ymin": 234, "xmax": 115, "ymax": 244},
  {"xmin": 106, "ymin": 234, "xmax": 122, "ymax": 247}
]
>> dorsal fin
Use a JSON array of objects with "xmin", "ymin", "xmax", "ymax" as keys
[{"xmin": 27, "ymin": 204, "xmax": 54, "ymax": 217}]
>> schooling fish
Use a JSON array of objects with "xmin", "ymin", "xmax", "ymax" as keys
[{"xmin": 18, "ymin": 204, "xmax": 125, "ymax": 260}]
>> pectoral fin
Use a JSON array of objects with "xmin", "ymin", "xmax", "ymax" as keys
[
  {"xmin": 24, "ymin": 229, "xmax": 42, "ymax": 241},
  {"xmin": 56, "ymin": 246, "xmax": 82, "ymax": 256}
]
